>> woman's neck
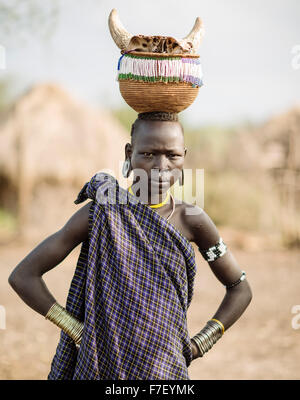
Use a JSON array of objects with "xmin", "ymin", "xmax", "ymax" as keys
[{"xmin": 128, "ymin": 185, "xmax": 171, "ymax": 207}]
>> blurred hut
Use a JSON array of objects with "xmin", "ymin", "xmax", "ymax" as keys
[
  {"xmin": 0, "ymin": 83, "xmax": 130, "ymax": 240},
  {"xmin": 255, "ymin": 106, "xmax": 300, "ymax": 247},
  {"xmin": 227, "ymin": 106, "xmax": 300, "ymax": 247},
  {"xmin": 189, "ymin": 106, "xmax": 300, "ymax": 249}
]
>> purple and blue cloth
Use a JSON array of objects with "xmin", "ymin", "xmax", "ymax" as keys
[{"xmin": 48, "ymin": 172, "xmax": 197, "ymax": 380}]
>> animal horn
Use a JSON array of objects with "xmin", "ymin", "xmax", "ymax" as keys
[
  {"xmin": 108, "ymin": 9, "xmax": 133, "ymax": 51},
  {"xmin": 180, "ymin": 17, "xmax": 204, "ymax": 52}
]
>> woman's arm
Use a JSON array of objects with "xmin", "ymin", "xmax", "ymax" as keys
[
  {"xmin": 185, "ymin": 207, "xmax": 253, "ymax": 359},
  {"xmin": 8, "ymin": 201, "xmax": 93, "ymax": 317},
  {"xmin": 204, "ymin": 250, "xmax": 252, "ymax": 329}
]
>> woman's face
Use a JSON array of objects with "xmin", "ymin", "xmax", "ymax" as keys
[{"xmin": 125, "ymin": 120, "xmax": 186, "ymax": 196}]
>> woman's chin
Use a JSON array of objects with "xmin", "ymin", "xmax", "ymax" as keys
[
  {"xmin": 150, "ymin": 180, "xmax": 171, "ymax": 189},
  {"xmin": 132, "ymin": 181, "xmax": 171, "ymax": 200},
  {"xmin": 148, "ymin": 181, "xmax": 170, "ymax": 195}
]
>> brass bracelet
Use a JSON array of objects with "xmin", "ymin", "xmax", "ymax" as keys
[
  {"xmin": 191, "ymin": 319, "xmax": 223, "ymax": 358},
  {"xmin": 210, "ymin": 318, "xmax": 225, "ymax": 335},
  {"xmin": 45, "ymin": 302, "xmax": 84, "ymax": 345}
]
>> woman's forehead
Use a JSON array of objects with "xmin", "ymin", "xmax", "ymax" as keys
[
  {"xmin": 133, "ymin": 120, "xmax": 184, "ymax": 149},
  {"xmin": 134, "ymin": 136, "xmax": 184, "ymax": 152}
]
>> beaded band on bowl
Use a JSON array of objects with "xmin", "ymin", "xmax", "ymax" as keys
[{"xmin": 117, "ymin": 53, "xmax": 203, "ymax": 88}]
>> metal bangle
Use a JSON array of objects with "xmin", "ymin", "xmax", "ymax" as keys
[
  {"xmin": 191, "ymin": 320, "xmax": 223, "ymax": 358},
  {"xmin": 45, "ymin": 302, "xmax": 84, "ymax": 345}
]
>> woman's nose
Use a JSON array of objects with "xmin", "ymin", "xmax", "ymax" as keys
[{"xmin": 153, "ymin": 155, "xmax": 169, "ymax": 170}]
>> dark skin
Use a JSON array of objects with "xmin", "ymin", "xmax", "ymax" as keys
[{"xmin": 8, "ymin": 119, "xmax": 252, "ymax": 362}]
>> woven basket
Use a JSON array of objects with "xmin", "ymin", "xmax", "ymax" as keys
[
  {"xmin": 119, "ymin": 81, "xmax": 199, "ymax": 113},
  {"xmin": 118, "ymin": 52, "xmax": 201, "ymax": 113}
]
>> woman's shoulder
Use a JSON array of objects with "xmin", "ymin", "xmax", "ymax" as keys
[{"xmin": 176, "ymin": 200, "xmax": 220, "ymax": 247}]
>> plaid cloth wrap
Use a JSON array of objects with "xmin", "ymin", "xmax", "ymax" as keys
[{"xmin": 48, "ymin": 172, "xmax": 197, "ymax": 380}]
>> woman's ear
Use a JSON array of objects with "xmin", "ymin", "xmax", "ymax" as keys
[{"xmin": 125, "ymin": 143, "xmax": 132, "ymax": 159}]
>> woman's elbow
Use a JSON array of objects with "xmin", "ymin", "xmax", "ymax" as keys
[
  {"xmin": 8, "ymin": 269, "xmax": 23, "ymax": 291},
  {"xmin": 244, "ymin": 280, "xmax": 253, "ymax": 306},
  {"xmin": 228, "ymin": 280, "xmax": 253, "ymax": 306},
  {"xmin": 8, "ymin": 268, "xmax": 33, "ymax": 293}
]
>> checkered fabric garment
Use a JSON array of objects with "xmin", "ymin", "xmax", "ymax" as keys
[{"xmin": 47, "ymin": 172, "xmax": 197, "ymax": 380}]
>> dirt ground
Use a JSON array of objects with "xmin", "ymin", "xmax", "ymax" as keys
[{"xmin": 0, "ymin": 236, "xmax": 299, "ymax": 380}]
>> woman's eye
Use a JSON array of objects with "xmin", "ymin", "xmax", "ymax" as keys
[
  {"xmin": 143, "ymin": 153, "xmax": 153, "ymax": 157},
  {"xmin": 168, "ymin": 154, "xmax": 179, "ymax": 158}
]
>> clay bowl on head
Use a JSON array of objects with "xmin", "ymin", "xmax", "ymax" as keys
[{"xmin": 118, "ymin": 51, "xmax": 202, "ymax": 113}]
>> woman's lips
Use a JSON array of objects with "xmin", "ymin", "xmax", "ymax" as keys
[{"xmin": 150, "ymin": 179, "xmax": 170, "ymax": 187}]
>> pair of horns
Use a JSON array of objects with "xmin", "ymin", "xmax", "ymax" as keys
[{"xmin": 108, "ymin": 8, "xmax": 204, "ymax": 52}]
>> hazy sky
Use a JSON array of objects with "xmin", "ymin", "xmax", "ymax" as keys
[{"xmin": 2, "ymin": 0, "xmax": 300, "ymax": 126}]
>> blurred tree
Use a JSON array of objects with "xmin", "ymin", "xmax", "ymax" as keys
[
  {"xmin": 112, "ymin": 107, "xmax": 138, "ymax": 135},
  {"xmin": 0, "ymin": 1, "xmax": 60, "ymax": 115},
  {"xmin": 0, "ymin": 76, "xmax": 14, "ymax": 113},
  {"xmin": 0, "ymin": 0, "xmax": 59, "ymax": 43}
]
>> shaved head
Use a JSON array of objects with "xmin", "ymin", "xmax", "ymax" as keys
[{"xmin": 130, "ymin": 112, "xmax": 184, "ymax": 147}]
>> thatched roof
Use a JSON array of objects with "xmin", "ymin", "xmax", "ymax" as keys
[
  {"xmin": 255, "ymin": 106, "xmax": 300, "ymax": 170},
  {"xmin": 0, "ymin": 83, "xmax": 130, "ymax": 187},
  {"xmin": 224, "ymin": 106, "xmax": 300, "ymax": 172}
]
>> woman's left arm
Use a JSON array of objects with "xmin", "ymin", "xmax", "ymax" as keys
[
  {"xmin": 185, "ymin": 207, "xmax": 253, "ymax": 360},
  {"xmin": 204, "ymin": 250, "xmax": 252, "ymax": 330}
]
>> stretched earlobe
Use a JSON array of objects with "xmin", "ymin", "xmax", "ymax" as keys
[
  {"xmin": 179, "ymin": 169, "xmax": 184, "ymax": 186},
  {"xmin": 124, "ymin": 143, "xmax": 132, "ymax": 159},
  {"xmin": 122, "ymin": 158, "xmax": 132, "ymax": 178}
]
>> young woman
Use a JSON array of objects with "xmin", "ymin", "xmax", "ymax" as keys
[{"xmin": 9, "ymin": 111, "xmax": 252, "ymax": 380}]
